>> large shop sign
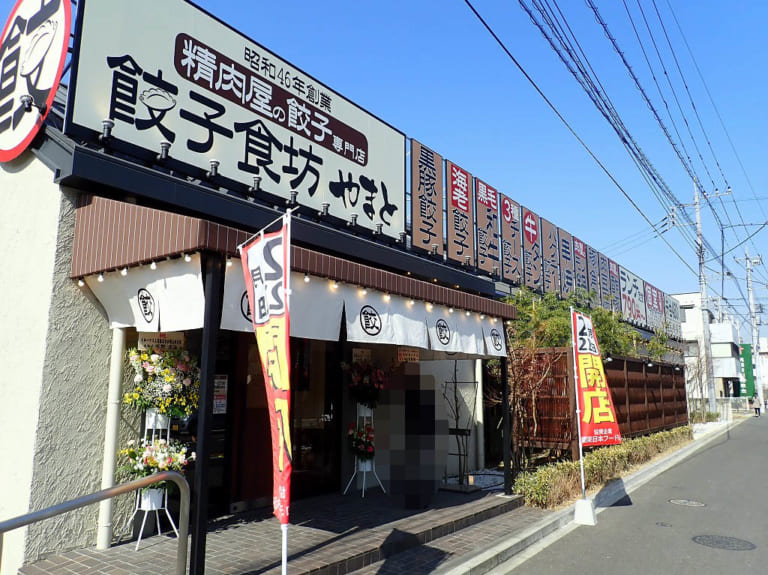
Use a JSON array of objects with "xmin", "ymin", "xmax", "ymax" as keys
[
  {"xmin": 619, "ymin": 265, "xmax": 647, "ymax": 328},
  {"xmin": 66, "ymin": 0, "xmax": 406, "ymax": 238},
  {"xmin": 0, "ymin": 0, "xmax": 71, "ymax": 162},
  {"xmin": 411, "ymin": 139, "xmax": 444, "ymax": 255},
  {"xmin": 664, "ymin": 293, "xmax": 682, "ymax": 340},
  {"xmin": 522, "ymin": 207, "xmax": 542, "ymax": 291}
]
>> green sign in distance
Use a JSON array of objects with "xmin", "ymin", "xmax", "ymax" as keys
[{"xmin": 741, "ymin": 344, "xmax": 755, "ymax": 397}]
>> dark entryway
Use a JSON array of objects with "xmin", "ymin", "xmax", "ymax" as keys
[
  {"xmin": 229, "ymin": 335, "xmax": 342, "ymax": 511},
  {"xmin": 290, "ymin": 339, "xmax": 343, "ymax": 498}
]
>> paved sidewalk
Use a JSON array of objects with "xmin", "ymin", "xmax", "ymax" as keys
[
  {"xmin": 17, "ymin": 420, "xmax": 739, "ymax": 575},
  {"xmin": 434, "ymin": 417, "xmax": 746, "ymax": 575}
]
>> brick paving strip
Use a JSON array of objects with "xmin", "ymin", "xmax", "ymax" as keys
[
  {"xmin": 18, "ymin": 489, "xmax": 539, "ymax": 575},
  {"xmin": 349, "ymin": 505, "xmax": 550, "ymax": 575}
]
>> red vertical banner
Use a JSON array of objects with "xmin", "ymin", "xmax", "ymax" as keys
[
  {"xmin": 446, "ymin": 161, "xmax": 475, "ymax": 266},
  {"xmin": 239, "ymin": 214, "xmax": 292, "ymax": 524},
  {"xmin": 571, "ymin": 310, "xmax": 622, "ymax": 447}
]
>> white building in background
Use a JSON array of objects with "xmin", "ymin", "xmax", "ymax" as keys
[
  {"xmin": 710, "ymin": 322, "xmax": 743, "ymax": 396},
  {"xmin": 758, "ymin": 337, "xmax": 768, "ymax": 399},
  {"xmin": 674, "ymin": 293, "xmax": 743, "ymax": 401}
]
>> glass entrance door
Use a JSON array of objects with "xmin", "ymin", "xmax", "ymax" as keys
[
  {"xmin": 230, "ymin": 336, "xmax": 341, "ymax": 510},
  {"xmin": 290, "ymin": 339, "xmax": 342, "ymax": 498}
]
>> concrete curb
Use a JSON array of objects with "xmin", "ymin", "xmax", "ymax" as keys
[{"xmin": 436, "ymin": 419, "xmax": 746, "ymax": 575}]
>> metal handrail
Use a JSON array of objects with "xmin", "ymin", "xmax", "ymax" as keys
[{"xmin": 0, "ymin": 471, "xmax": 189, "ymax": 575}]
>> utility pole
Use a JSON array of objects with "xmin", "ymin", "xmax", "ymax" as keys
[
  {"xmin": 674, "ymin": 184, "xmax": 721, "ymax": 413},
  {"xmin": 741, "ymin": 247, "xmax": 763, "ymax": 408},
  {"xmin": 694, "ymin": 185, "xmax": 717, "ymax": 413}
]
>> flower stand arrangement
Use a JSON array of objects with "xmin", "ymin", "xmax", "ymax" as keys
[
  {"xmin": 120, "ymin": 346, "xmax": 201, "ymax": 547},
  {"xmin": 124, "ymin": 347, "xmax": 201, "ymax": 421},
  {"xmin": 341, "ymin": 360, "xmax": 387, "ymax": 409},
  {"xmin": 343, "ymin": 405, "xmax": 385, "ymax": 497},
  {"xmin": 117, "ymin": 437, "xmax": 195, "ymax": 549},
  {"xmin": 349, "ymin": 421, "xmax": 375, "ymax": 469}
]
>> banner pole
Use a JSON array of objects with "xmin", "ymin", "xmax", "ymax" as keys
[
  {"xmin": 281, "ymin": 524, "xmax": 288, "ymax": 575},
  {"xmin": 237, "ymin": 208, "xmax": 295, "ymax": 252},
  {"xmin": 570, "ymin": 307, "xmax": 587, "ymax": 499},
  {"xmin": 284, "ymin": 211, "xmax": 292, "ymax": 311}
]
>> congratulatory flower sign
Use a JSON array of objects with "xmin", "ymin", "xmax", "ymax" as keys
[
  {"xmin": 124, "ymin": 347, "xmax": 201, "ymax": 418},
  {"xmin": 118, "ymin": 437, "xmax": 195, "ymax": 486}
]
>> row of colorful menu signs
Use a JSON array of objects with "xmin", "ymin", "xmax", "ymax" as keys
[
  {"xmin": 412, "ymin": 139, "xmax": 682, "ymax": 340},
  {"xmin": 48, "ymin": 0, "xmax": 681, "ymax": 339}
]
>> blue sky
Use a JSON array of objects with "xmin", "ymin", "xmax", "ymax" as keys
[{"xmin": 4, "ymin": 0, "xmax": 767, "ymax": 339}]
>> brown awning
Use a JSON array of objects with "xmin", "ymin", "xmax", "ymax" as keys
[{"xmin": 72, "ymin": 194, "xmax": 516, "ymax": 320}]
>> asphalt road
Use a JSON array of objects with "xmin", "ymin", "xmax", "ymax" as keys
[{"xmin": 504, "ymin": 416, "xmax": 768, "ymax": 574}]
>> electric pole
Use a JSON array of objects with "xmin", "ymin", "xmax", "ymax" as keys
[
  {"xmin": 694, "ymin": 186, "xmax": 717, "ymax": 413},
  {"xmin": 740, "ymin": 247, "xmax": 763, "ymax": 408}
]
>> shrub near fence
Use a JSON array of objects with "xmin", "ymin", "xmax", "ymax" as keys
[
  {"xmin": 513, "ymin": 425, "xmax": 693, "ymax": 508},
  {"xmin": 511, "ymin": 349, "xmax": 688, "ymax": 460}
]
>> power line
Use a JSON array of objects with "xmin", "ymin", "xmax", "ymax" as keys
[
  {"xmin": 535, "ymin": 0, "xmax": 735, "ymax": 264},
  {"xmin": 662, "ymin": 0, "xmax": 768, "ymax": 266},
  {"xmin": 603, "ymin": 0, "xmax": 706, "ymax": 209},
  {"xmin": 603, "ymin": 2, "xmax": 751, "ymax": 305},
  {"xmin": 720, "ymin": 196, "xmax": 768, "ymax": 204},
  {"xmin": 461, "ymin": 0, "xmax": 697, "ymax": 279},
  {"xmin": 631, "ymin": 0, "xmax": 731, "ymax": 246},
  {"xmin": 522, "ymin": 0, "xmax": 751, "ymax": 313},
  {"xmin": 589, "ymin": 0, "xmax": 710, "ymax": 257},
  {"xmin": 462, "ymin": 0, "xmax": 756, "ymax": 337},
  {"xmin": 520, "ymin": 0, "xmax": 684, "ymax": 224},
  {"xmin": 632, "ymin": 0, "xmax": 715, "ymax": 190},
  {"xmin": 650, "ymin": 0, "xmax": 728, "ymax": 187},
  {"xmin": 464, "ymin": 0, "xmax": 753, "ymax": 325},
  {"xmin": 519, "ymin": 0, "xmax": 723, "ymax": 266},
  {"xmin": 663, "ymin": 0, "xmax": 766, "ymax": 220},
  {"xmin": 704, "ymin": 222, "xmax": 768, "ymax": 263},
  {"xmin": 599, "ymin": 217, "xmax": 668, "ymax": 253}
]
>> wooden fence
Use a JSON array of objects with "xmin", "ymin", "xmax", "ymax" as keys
[{"xmin": 511, "ymin": 348, "xmax": 688, "ymax": 460}]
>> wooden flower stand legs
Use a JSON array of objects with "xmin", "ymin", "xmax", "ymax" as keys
[{"xmin": 344, "ymin": 456, "xmax": 385, "ymax": 498}]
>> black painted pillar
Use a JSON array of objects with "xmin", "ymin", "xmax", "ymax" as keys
[
  {"xmin": 190, "ymin": 252, "xmax": 226, "ymax": 575},
  {"xmin": 502, "ymin": 355, "xmax": 512, "ymax": 495}
]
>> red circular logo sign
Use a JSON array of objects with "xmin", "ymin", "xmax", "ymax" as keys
[
  {"xmin": 0, "ymin": 0, "xmax": 71, "ymax": 162},
  {"xmin": 523, "ymin": 210, "xmax": 538, "ymax": 244},
  {"xmin": 502, "ymin": 196, "xmax": 517, "ymax": 225}
]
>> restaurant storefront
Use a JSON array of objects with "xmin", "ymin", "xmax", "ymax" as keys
[
  {"xmin": 0, "ymin": 1, "xmax": 515, "ymax": 572},
  {"xmin": 0, "ymin": 142, "xmax": 514, "ymax": 573},
  {"xmin": 75, "ymin": 191, "xmax": 512, "ymax": 510}
]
